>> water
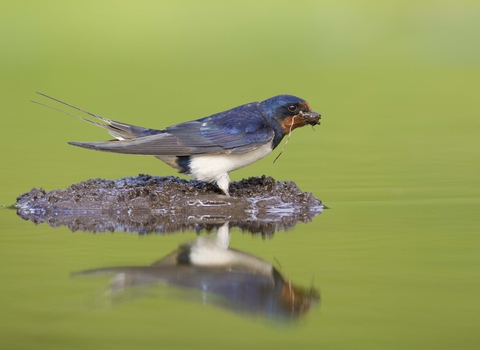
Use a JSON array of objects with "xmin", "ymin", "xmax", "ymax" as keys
[{"xmin": 1, "ymin": 1, "xmax": 479, "ymax": 349}]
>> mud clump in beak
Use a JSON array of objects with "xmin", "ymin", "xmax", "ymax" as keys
[{"xmin": 299, "ymin": 111, "xmax": 321, "ymax": 126}]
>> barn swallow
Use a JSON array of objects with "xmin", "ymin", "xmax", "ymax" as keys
[{"xmin": 33, "ymin": 93, "xmax": 321, "ymax": 196}]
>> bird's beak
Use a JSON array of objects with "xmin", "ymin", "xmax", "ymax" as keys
[{"xmin": 298, "ymin": 111, "xmax": 321, "ymax": 126}]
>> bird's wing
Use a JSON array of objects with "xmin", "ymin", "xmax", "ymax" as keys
[{"xmin": 70, "ymin": 103, "xmax": 274, "ymax": 155}]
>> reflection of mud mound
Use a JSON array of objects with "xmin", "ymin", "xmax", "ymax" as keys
[{"xmin": 15, "ymin": 175, "xmax": 323, "ymax": 235}]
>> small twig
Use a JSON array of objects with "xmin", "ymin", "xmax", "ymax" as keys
[{"xmin": 273, "ymin": 115, "xmax": 296, "ymax": 164}]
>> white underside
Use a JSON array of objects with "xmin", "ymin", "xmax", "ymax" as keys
[
  {"xmin": 188, "ymin": 142, "xmax": 273, "ymax": 194},
  {"xmin": 188, "ymin": 223, "xmax": 273, "ymax": 276}
]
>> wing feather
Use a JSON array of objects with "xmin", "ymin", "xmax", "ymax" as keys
[{"xmin": 70, "ymin": 103, "xmax": 274, "ymax": 156}]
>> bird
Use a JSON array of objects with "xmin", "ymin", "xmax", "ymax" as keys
[{"xmin": 33, "ymin": 93, "xmax": 321, "ymax": 196}]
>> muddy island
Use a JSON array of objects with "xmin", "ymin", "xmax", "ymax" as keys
[{"xmin": 15, "ymin": 175, "xmax": 323, "ymax": 235}]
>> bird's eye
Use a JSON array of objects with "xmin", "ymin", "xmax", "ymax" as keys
[{"xmin": 287, "ymin": 104, "xmax": 297, "ymax": 112}]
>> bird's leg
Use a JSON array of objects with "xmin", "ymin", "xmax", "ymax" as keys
[
  {"xmin": 215, "ymin": 222, "xmax": 230, "ymax": 249},
  {"xmin": 215, "ymin": 173, "xmax": 231, "ymax": 197}
]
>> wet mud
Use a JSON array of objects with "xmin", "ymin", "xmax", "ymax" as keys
[{"xmin": 15, "ymin": 175, "xmax": 323, "ymax": 235}]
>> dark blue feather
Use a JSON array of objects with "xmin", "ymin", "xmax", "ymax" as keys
[
  {"xmin": 65, "ymin": 94, "xmax": 313, "ymax": 156},
  {"xmin": 165, "ymin": 102, "xmax": 274, "ymax": 153}
]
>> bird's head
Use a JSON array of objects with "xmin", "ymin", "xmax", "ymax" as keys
[{"xmin": 260, "ymin": 95, "xmax": 321, "ymax": 134}]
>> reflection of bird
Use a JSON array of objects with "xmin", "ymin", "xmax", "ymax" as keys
[
  {"xmin": 74, "ymin": 223, "xmax": 320, "ymax": 321},
  {"xmin": 34, "ymin": 93, "xmax": 321, "ymax": 196}
]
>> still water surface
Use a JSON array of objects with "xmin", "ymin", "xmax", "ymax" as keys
[{"xmin": 1, "ymin": 174, "xmax": 478, "ymax": 349}]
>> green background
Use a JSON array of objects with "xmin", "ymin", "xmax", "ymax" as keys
[{"xmin": 1, "ymin": 1, "xmax": 479, "ymax": 349}]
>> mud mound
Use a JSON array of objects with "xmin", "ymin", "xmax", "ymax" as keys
[{"xmin": 15, "ymin": 175, "xmax": 323, "ymax": 235}]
